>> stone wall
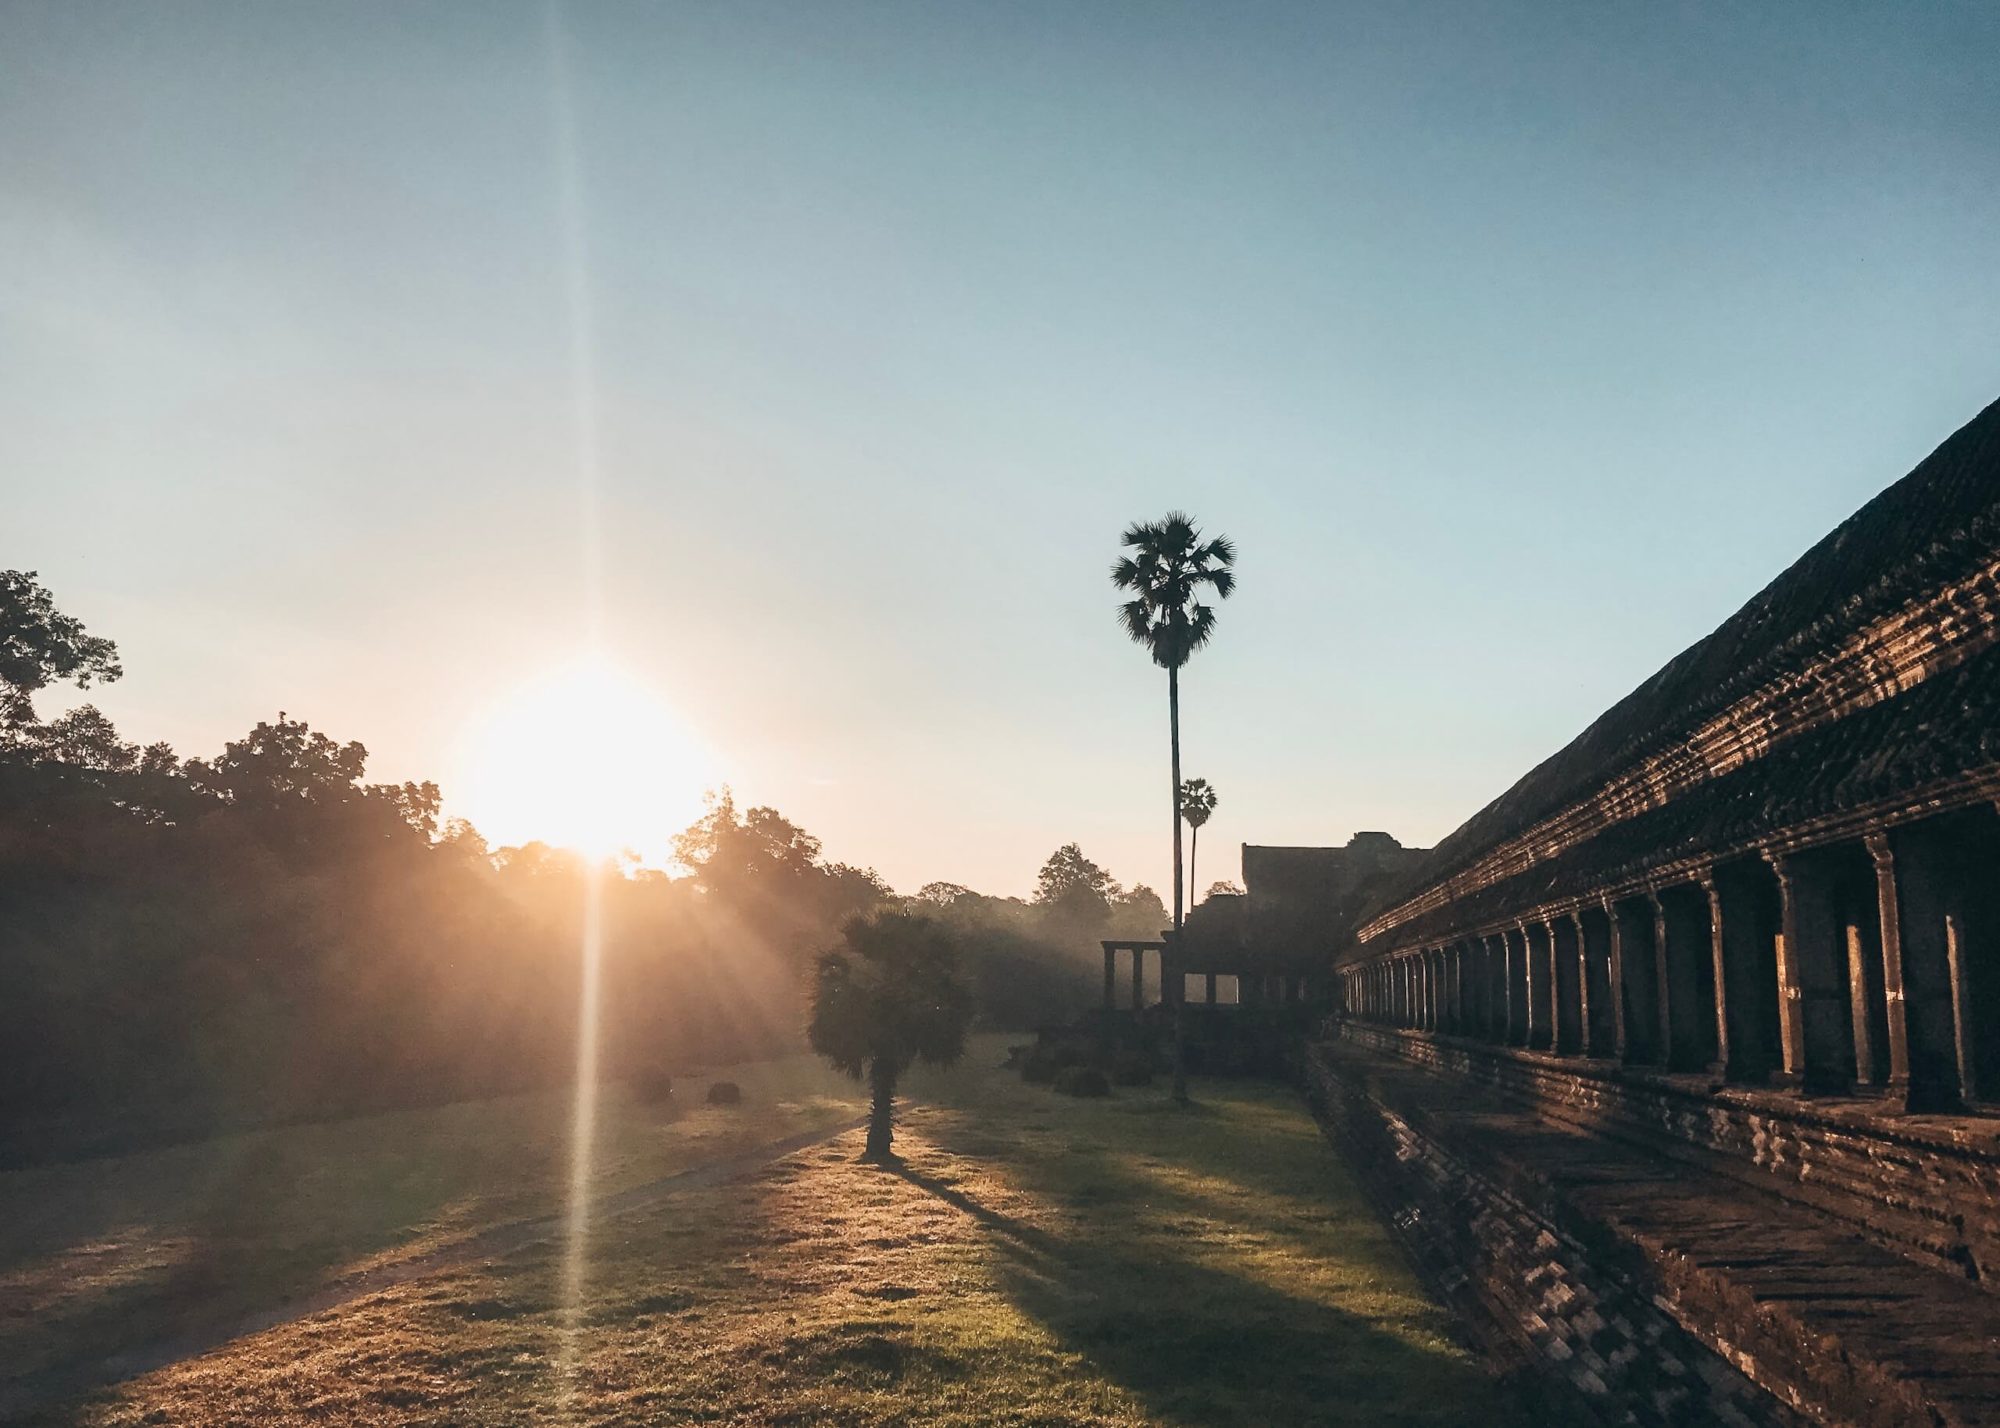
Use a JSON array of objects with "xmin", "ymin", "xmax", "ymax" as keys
[
  {"xmin": 1311, "ymin": 1025, "xmax": 2000, "ymax": 1426},
  {"xmin": 1306, "ymin": 1043, "xmax": 1816, "ymax": 1426},
  {"xmin": 1338, "ymin": 1020, "xmax": 2000, "ymax": 1284}
]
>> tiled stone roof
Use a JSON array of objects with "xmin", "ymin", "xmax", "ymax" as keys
[
  {"xmin": 1358, "ymin": 395, "xmax": 2000, "ymax": 950},
  {"xmin": 1376, "ymin": 642, "xmax": 2000, "ymax": 949}
]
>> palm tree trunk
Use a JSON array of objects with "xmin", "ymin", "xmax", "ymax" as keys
[
  {"xmin": 1190, "ymin": 823, "xmax": 1199, "ymax": 908},
  {"xmin": 1169, "ymin": 665, "xmax": 1188, "ymax": 1104},
  {"xmin": 864, "ymin": 1055, "xmax": 896, "ymax": 1159},
  {"xmin": 1170, "ymin": 665, "xmax": 1183, "ymax": 930}
]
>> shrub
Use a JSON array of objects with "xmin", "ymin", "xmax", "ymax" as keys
[
  {"xmin": 1053, "ymin": 1066, "xmax": 1110, "ymax": 1098},
  {"xmin": 1021, "ymin": 1049, "xmax": 1059, "ymax": 1084},
  {"xmin": 631, "ymin": 1067, "xmax": 675, "ymax": 1104},
  {"xmin": 706, "ymin": 1080, "xmax": 742, "ymax": 1105},
  {"xmin": 1048, "ymin": 1039, "xmax": 1092, "ymax": 1070},
  {"xmin": 1108, "ymin": 1051, "xmax": 1154, "ymax": 1087}
]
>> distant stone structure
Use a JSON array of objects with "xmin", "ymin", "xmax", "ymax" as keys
[
  {"xmin": 1307, "ymin": 398, "xmax": 2000, "ymax": 1426},
  {"xmin": 1153, "ymin": 834, "xmax": 1428, "ymax": 1007}
]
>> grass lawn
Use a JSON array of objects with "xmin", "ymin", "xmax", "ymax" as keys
[
  {"xmin": 8, "ymin": 1048, "xmax": 1523, "ymax": 1426},
  {"xmin": 0, "ymin": 1046, "xmax": 904, "ymax": 1404}
]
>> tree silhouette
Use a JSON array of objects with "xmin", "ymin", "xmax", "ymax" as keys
[
  {"xmin": 1179, "ymin": 778, "xmax": 1218, "ymax": 901},
  {"xmin": 1112, "ymin": 513, "xmax": 1235, "ymax": 1101},
  {"xmin": 0, "ymin": 570, "xmax": 122, "ymax": 730},
  {"xmin": 1033, "ymin": 842, "xmax": 1118, "ymax": 921},
  {"xmin": 808, "ymin": 910, "xmax": 973, "ymax": 1160}
]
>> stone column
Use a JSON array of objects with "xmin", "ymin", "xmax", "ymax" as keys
[
  {"xmin": 1866, "ymin": 834, "xmax": 1913, "ymax": 1100},
  {"xmin": 1602, "ymin": 897, "xmax": 1628, "ymax": 1061},
  {"xmin": 1700, "ymin": 873, "xmax": 1731, "ymax": 1080},
  {"xmin": 1456, "ymin": 940, "xmax": 1472, "ymax": 1032},
  {"xmin": 1946, "ymin": 910, "xmax": 1979, "ymax": 1106},
  {"xmin": 1764, "ymin": 855, "xmax": 1808, "ymax": 1087},
  {"xmin": 1205, "ymin": 972, "xmax": 1218, "ymax": 1007},
  {"xmin": 1131, "ymin": 945, "xmax": 1144, "ymax": 1012},
  {"xmin": 1103, "ymin": 945, "xmax": 1116, "ymax": 1011},
  {"xmin": 1548, "ymin": 914, "xmax": 1582, "ymax": 1054},
  {"xmin": 1505, "ymin": 930, "xmax": 1524, "ymax": 1045},
  {"xmin": 1649, "ymin": 890, "xmax": 1674, "ymax": 1068},
  {"xmin": 1523, "ymin": 923, "xmax": 1549, "ymax": 1050},
  {"xmin": 1565, "ymin": 912, "xmax": 1589, "ymax": 1055},
  {"xmin": 1845, "ymin": 920, "xmax": 1877, "ymax": 1088}
]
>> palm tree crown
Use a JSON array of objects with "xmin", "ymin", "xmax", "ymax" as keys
[
  {"xmin": 1179, "ymin": 777, "xmax": 1217, "ymax": 831},
  {"xmin": 1111, "ymin": 512, "xmax": 1236, "ymax": 670}
]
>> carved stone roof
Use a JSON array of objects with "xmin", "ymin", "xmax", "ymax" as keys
[
  {"xmin": 1354, "ymin": 395, "xmax": 2000, "ymax": 955},
  {"xmin": 1236, "ymin": 837, "xmax": 1429, "ymax": 968}
]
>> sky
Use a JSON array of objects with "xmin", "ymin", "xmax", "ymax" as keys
[{"xmin": 5, "ymin": 1, "xmax": 1998, "ymax": 898}]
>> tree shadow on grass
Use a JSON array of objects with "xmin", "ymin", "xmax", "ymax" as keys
[{"xmin": 886, "ymin": 1128, "xmax": 1528, "ymax": 1428}]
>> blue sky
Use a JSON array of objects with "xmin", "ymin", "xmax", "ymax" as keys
[{"xmin": 6, "ymin": 1, "xmax": 1997, "ymax": 896}]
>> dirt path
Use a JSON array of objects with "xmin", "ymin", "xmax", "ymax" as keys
[{"xmin": 0, "ymin": 1113, "xmax": 869, "ymax": 1422}]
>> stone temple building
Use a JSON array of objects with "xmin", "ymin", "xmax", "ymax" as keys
[{"xmin": 1303, "ymin": 397, "xmax": 2000, "ymax": 1425}]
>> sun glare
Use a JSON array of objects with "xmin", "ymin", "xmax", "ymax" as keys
[{"xmin": 450, "ymin": 655, "xmax": 718, "ymax": 862}]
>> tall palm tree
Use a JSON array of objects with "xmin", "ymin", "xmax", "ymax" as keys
[
  {"xmin": 1112, "ymin": 513, "xmax": 1235, "ymax": 1102},
  {"xmin": 1179, "ymin": 777, "xmax": 1218, "ymax": 901}
]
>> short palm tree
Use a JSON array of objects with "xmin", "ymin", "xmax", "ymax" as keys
[
  {"xmin": 808, "ymin": 910, "xmax": 974, "ymax": 1160},
  {"xmin": 1112, "ymin": 513, "xmax": 1235, "ymax": 1101},
  {"xmin": 1180, "ymin": 778, "xmax": 1218, "ymax": 900}
]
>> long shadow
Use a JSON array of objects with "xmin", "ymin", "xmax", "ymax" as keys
[
  {"xmin": 0, "ymin": 1114, "xmax": 869, "ymax": 1421},
  {"xmin": 888, "ymin": 1108, "xmax": 1530, "ymax": 1428},
  {"xmin": 883, "ymin": 1161, "xmax": 1054, "ymax": 1251}
]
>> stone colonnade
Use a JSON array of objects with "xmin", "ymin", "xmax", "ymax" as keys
[
  {"xmin": 1339, "ymin": 803, "xmax": 2000, "ymax": 1112},
  {"xmin": 1100, "ymin": 940, "xmax": 1312, "ymax": 1012},
  {"xmin": 1101, "ymin": 940, "xmax": 1161, "ymax": 1011}
]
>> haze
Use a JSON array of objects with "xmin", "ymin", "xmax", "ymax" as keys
[{"xmin": 6, "ymin": 0, "xmax": 1997, "ymax": 892}]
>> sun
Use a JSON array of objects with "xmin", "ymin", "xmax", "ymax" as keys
[{"xmin": 448, "ymin": 655, "xmax": 718, "ymax": 862}]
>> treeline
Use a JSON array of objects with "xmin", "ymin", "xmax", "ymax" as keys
[{"xmin": 0, "ymin": 572, "xmax": 1165, "ymax": 1160}]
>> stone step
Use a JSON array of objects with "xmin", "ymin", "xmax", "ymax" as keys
[{"xmin": 1310, "ymin": 1037, "xmax": 2000, "ymax": 1427}]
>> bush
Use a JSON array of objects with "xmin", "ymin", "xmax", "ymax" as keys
[
  {"xmin": 1052, "ymin": 1066, "xmax": 1110, "ymax": 1098},
  {"xmin": 706, "ymin": 1080, "xmax": 742, "ymax": 1105},
  {"xmin": 1108, "ymin": 1051, "xmax": 1154, "ymax": 1087},
  {"xmin": 1020, "ymin": 1049, "xmax": 1059, "ymax": 1084},
  {"xmin": 1048, "ymin": 1039, "xmax": 1092, "ymax": 1070},
  {"xmin": 631, "ymin": 1066, "xmax": 675, "ymax": 1104}
]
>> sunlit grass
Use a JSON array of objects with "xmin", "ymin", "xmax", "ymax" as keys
[
  {"xmin": 15, "ymin": 1053, "xmax": 1522, "ymax": 1426},
  {"xmin": 0, "ymin": 1044, "xmax": 950, "ymax": 1397}
]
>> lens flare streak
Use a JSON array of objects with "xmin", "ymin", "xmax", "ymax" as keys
[
  {"xmin": 556, "ymin": 864, "xmax": 604, "ymax": 1408},
  {"xmin": 546, "ymin": 0, "xmax": 610, "ymax": 1411}
]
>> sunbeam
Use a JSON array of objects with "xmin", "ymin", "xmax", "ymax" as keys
[
  {"xmin": 545, "ymin": 0, "xmax": 607, "ymax": 1411},
  {"xmin": 557, "ymin": 862, "xmax": 604, "ymax": 1409}
]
